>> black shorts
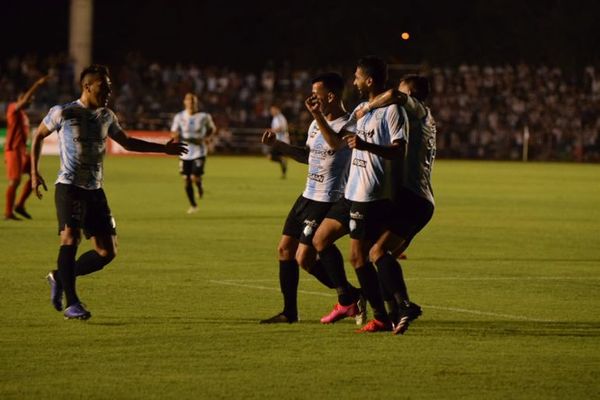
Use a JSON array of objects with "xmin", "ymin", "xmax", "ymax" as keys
[
  {"xmin": 55, "ymin": 183, "xmax": 116, "ymax": 239},
  {"xmin": 387, "ymin": 188, "xmax": 434, "ymax": 242},
  {"xmin": 179, "ymin": 157, "xmax": 206, "ymax": 176},
  {"xmin": 326, "ymin": 198, "xmax": 389, "ymax": 241},
  {"xmin": 282, "ymin": 195, "xmax": 334, "ymax": 245}
]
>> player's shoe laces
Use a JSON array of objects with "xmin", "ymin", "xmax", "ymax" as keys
[
  {"xmin": 186, "ymin": 206, "xmax": 199, "ymax": 214},
  {"xmin": 46, "ymin": 271, "xmax": 63, "ymax": 311},
  {"xmin": 320, "ymin": 302, "xmax": 358, "ymax": 324},
  {"xmin": 392, "ymin": 302, "xmax": 422, "ymax": 335},
  {"xmin": 259, "ymin": 312, "xmax": 298, "ymax": 324},
  {"xmin": 14, "ymin": 206, "xmax": 32, "ymax": 219},
  {"xmin": 355, "ymin": 319, "xmax": 393, "ymax": 333},
  {"xmin": 355, "ymin": 294, "xmax": 367, "ymax": 325},
  {"xmin": 64, "ymin": 302, "xmax": 91, "ymax": 320}
]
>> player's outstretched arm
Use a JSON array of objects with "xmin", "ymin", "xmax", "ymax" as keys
[
  {"xmin": 111, "ymin": 129, "xmax": 188, "ymax": 155},
  {"xmin": 357, "ymin": 89, "xmax": 426, "ymax": 120},
  {"xmin": 30, "ymin": 122, "xmax": 52, "ymax": 199},
  {"xmin": 261, "ymin": 130, "xmax": 309, "ymax": 164}
]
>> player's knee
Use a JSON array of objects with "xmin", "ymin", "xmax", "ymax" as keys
[
  {"xmin": 369, "ymin": 244, "xmax": 385, "ymax": 263},
  {"xmin": 97, "ymin": 247, "xmax": 117, "ymax": 261},
  {"xmin": 8, "ymin": 178, "xmax": 21, "ymax": 187},
  {"xmin": 296, "ymin": 254, "xmax": 311, "ymax": 272},
  {"xmin": 277, "ymin": 245, "xmax": 294, "ymax": 260},
  {"xmin": 312, "ymin": 235, "xmax": 327, "ymax": 253}
]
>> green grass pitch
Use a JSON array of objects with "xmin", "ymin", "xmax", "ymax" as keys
[{"xmin": 1, "ymin": 155, "xmax": 599, "ymax": 399}]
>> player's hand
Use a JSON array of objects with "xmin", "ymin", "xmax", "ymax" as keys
[
  {"xmin": 165, "ymin": 139, "xmax": 188, "ymax": 155},
  {"xmin": 342, "ymin": 133, "xmax": 366, "ymax": 150},
  {"xmin": 32, "ymin": 172, "xmax": 48, "ymax": 199},
  {"xmin": 261, "ymin": 130, "xmax": 277, "ymax": 146},
  {"xmin": 304, "ymin": 95, "xmax": 321, "ymax": 115}
]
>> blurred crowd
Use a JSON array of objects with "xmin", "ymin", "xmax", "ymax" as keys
[{"xmin": 1, "ymin": 53, "xmax": 599, "ymax": 161}]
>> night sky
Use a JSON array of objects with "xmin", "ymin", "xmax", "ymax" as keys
[{"xmin": 3, "ymin": 0, "xmax": 600, "ymax": 69}]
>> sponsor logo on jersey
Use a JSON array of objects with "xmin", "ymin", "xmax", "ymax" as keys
[
  {"xmin": 308, "ymin": 173, "xmax": 325, "ymax": 182},
  {"xmin": 352, "ymin": 158, "xmax": 367, "ymax": 168}
]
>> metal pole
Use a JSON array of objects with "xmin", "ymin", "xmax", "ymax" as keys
[{"xmin": 69, "ymin": 0, "xmax": 93, "ymax": 84}]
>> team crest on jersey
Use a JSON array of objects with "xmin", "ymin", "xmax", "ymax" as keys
[
  {"xmin": 303, "ymin": 219, "xmax": 318, "ymax": 237},
  {"xmin": 309, "ymin": 126, "xmax": 319, "ymax": 138}
]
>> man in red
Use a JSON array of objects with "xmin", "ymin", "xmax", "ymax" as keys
[{"xmin": 4, "ymin": 75, "xmax": 48, "ymax": 220}]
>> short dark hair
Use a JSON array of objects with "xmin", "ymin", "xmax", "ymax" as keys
[
  {"xmin": 356, "ymin": 56, "xmax": 387, "ymax": 86},
  {"xmin": 80, "ymin": 64, "xmax": 110, "ymax": 85},
  {"xmin": 312, "ymin": 72, "xmax": 345, "ymax": 96},
  {"xmin": 400, "ymin": 74, "xmax": 430, "ymax": 101}
]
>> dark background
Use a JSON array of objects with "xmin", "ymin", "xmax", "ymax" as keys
[{"xmin": 3, "ymin": 0, "xmax": 600, "ymax": 69}]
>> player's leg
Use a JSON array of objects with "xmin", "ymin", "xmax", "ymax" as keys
[
  {"xmin": 192, "ymin": 157, "xmax": 205, "ymax": 198},
  {"xmin": 15, "ymin": 152, "xmax": 33, "ymax": 219},
  {"xmin": 4, "ymin": 150, "xmax": 22, "ymax": 220},
  {"xmin": 260, "ymin": 234, "xmax": 300, "ymax": 324},
  {"xmin": 74, "ymin": 234, "xmax": 117, "ymax": 277},
  {"xmin": 280, "ymin": 157, "xmax": 287, "ymax": 178}
]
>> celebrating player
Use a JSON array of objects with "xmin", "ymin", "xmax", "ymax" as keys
[{"xmin": 31, "ymin": 64, "xmax": 187, "ymax": 320}]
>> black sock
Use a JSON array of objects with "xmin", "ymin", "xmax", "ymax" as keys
[
  {"xmin": 195, "ymin": 180, "xmax": 203, "ymax": 197},
  {"xmin": 308, "ymin": 260, "xmax": 335, "ymax": 289},
  {"xmin": 185, "ymin": 182, "xmax": 196, "ymax": 206},
  {"xmin": 355, "ymin": 263, "xmax": 389, "ymax": 322},
  {"xmin": 279, "ymin": 260, "xmax": 299, "ymax": 319},
  {"xmin": 57, "ymin": 245, "xmax": 79, "ymax": 307},
  {"xmin": 75, "ymin": 250, "xmax": 113, "ymax": 276},
  {"xmin": 375, "ymin": 254, "xmax": 410, "ymax": 305},
  {"xmin": 318, "ymin": 245, "xmax": 353, "ymax": 305}
]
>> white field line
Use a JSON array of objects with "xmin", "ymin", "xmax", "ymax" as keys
[
  {"xmin": 216, "ymin": 276, "xmax": 600, "ymax": 283},
  {"xmin": 209, "ymin": 279, "xmax": 559, "ymax": 322}
]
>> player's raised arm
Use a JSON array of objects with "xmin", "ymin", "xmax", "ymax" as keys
[
  {"xmin": 261, "ymin": 129, "xmax": 309, "ymax": 164},
  {"xmin": 14, "ymin": 75, "xmax": 49, "ymax": 111},
  {"xmin": 304, "ymin": 95, "xmax": 346, "ymax": 150}
]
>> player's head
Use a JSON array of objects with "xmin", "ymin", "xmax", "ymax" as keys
[
  {"xmin": 80, "ymin": 64, "xmax": 112, "ymax": 108},
  {"xmin": 311, "ymin": 72, "xmax": 345, "ymax": 114},
  {"xmin": 399, "ymin": 74, "xmax": 430, "ymax": 102},
  {"xmin": 269, "ymin": 105, "xmax": 281, "ymax": 117},
  {"xmin": 354, "ymin": 56, "xmax": 387, "ymax": 97},
  {"xmin": 183, "ymin": 92, "xmax": 199, "ymax": 113}
]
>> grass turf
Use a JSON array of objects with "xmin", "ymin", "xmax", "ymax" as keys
[{"xmin": 1, "ymin": 155, "xmax": 599, "ymax": 399}]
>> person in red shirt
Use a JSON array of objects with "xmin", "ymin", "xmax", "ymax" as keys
[{"xmin": 4, "ymin": 75, "xmax": 48, "ymax": 220}]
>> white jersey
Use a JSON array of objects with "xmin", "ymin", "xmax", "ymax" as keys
[
  {"xmin": 344, "ymin": 102, "xmax": 408, "ymax": 202},
  {"xmin": 302, "ymin": 114, "xmax": 355, "ymax": 202},
  {"xmin": 271, "ymin": 113, "xmax": 289, "ymax": 144},
  {"xmin": 170, "ymin": 111, "xmax": 215, "ymax": 160},
  {"xmin": 42, "ymin": 99, "xmax": 122, "ymax": 190}
]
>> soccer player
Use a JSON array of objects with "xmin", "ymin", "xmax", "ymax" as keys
[
  {"xmin": 267, "ymin": 105, "xmax": 290, "ymax": 178},
  {"xmin": 357, "ymin": 75, "xmax": 437, "ymax": 334},
  {"xmin": 4, "ymin": 75, "xmax": 49, "ymax": 220},
  {"xmin": 171, "ymin": 93, "xmax": 216, "ymax": 214},
  {"xmin": 259, "ymin": 72, "xmax": 364, "ymax": 324},
  {"xmin": 31, "ymin": 64, "xmax": 187, "ymax": 320},
  {"xmin": 313, "ymin": 56, "xmax": 408, "ymax": 333}
]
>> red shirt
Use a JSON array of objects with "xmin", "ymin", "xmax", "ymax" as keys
[{"xmin": 6, "ymin": 102, "xmax": 30, "ymax": 151}]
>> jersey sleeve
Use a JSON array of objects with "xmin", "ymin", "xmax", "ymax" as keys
[
  {"xmin": 41, "ymin": 105, "xmax": 63, "ymax": 132},
  {"xmin": 386, "ymin": 104, "xmax": 408, "ymax": 143},
  {"xmin": 170, "ymin": 114, "xmax": 180, "ymax": 132},
  {"xmin": 106, "ymin": 109, "xmax": 124, "ymax": 137}
]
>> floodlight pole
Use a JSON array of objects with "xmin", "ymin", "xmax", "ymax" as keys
[
  {"xmin": 69, "ymin": 0, "xmax": 93, "ymax": 84},
  {"xmin": 522, "ymin": 125, "xmax": 530, "ymax": 162}
]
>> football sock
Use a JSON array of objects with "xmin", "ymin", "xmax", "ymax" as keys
[
  {"xmin": 75, "ymin": 250, "xmax": 113, "ymax": 276},
  {"xmin": 5, "ymin": 184, "xmax": 17, "ymax": 217},
  {"xmin": 355, "ymin": 263, "xmax": 389, "ymax": 322},
  {"xmin": 307, "ymin": 260, "xmax": 335, "ymax": 289},
  {"xmin": 318, "ymin": 245, "xmax": 353, "ymax": 305},
  {"xmin": 57, "ymin": 245, "xmax": 79, "ymax": 307},
  {"xmin": 185, "ymin": 182, "xmax": 196, "ymax": 207},
  {"xmin": 279, "ymin": 260, "xmax": 299, "ymax": 319},
  {"xmin": 195, "ymin": 180, "xmax": 203, "ymax": 198},
  {"xmin": 375, "ymin": 253, "xmax": 410, "ymax": 304},
  {"xmin": 16, "ymin": 178, "xmax": 32, "ymax": 208}
]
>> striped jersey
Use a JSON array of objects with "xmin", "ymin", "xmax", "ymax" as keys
[
  {"xmin": 170, "ymin": 111, "xmax": 215, "ymax": 160},
  {"xmin": 302, "ymin": 114, "xmax": 355, "ymax": 202},
  {"xmin": 344, "ymin": 102, "xmax": 408, "ymax": 202},
  {"xmin": 271, "ymin": 113, "xmax": 290, "ymax": 144},
  {"xmin": 42, "ymin": 99, "xmax": 122, "ymax": 190},
  {"xmin": 400, "ymin": 96, "xmax": 436, "ymax": 205}
]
